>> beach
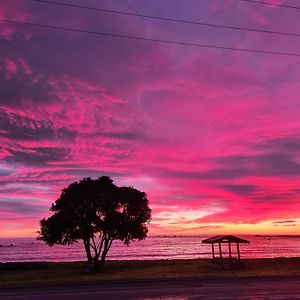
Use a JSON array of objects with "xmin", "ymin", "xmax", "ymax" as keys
[
  {"xmin": 2, "ymin": 236, "xmax": 300, "ymax": 298},
  {"xmin": 1, "ymin": 258, "xmax": 300, "ymax": 299},
  {"xmin": 1, "ymin": 257, "xmax": 300, "ymax": 288}
]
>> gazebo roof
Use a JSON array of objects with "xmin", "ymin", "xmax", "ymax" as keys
[{"xmin": 202, "ymin": 235, "xmax": 250, "ymax": 244}]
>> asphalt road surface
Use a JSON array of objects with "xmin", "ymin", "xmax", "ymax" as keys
[{"xmin": 1, "ymin": 277, "xmax": 300, "ymax": 299}]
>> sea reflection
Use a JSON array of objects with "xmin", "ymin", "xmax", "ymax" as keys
[{"xmin": 0, "ymin": 235, "xmax": 300, "ymax": 262}]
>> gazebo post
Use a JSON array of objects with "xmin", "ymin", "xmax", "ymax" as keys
[
  {"xmin": 218, "ymin": 242, "xmax": 223, "ymax": 268},
  {"xmin": 237, "ymin": 243, "xmax": 240, "ymax": 261},
  {"xmin": 212, "ymin": 243, "xmax": 215, "ymax": 259},
  {"xmin": 228, "ymin": 242, "xmax": 232, "ymax": 260}
]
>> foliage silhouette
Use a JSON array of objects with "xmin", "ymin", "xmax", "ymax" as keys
[{"xmin": 38, "ymin": 176, "xmax": 151, "ymax": 272}]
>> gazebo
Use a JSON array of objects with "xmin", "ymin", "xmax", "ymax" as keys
[{"xmin": 202, "ymin": 235, "xmax": 250, "ymax": 269}]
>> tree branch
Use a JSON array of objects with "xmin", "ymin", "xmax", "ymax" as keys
[
  {"xmin": 88, "ymin": 239, "xmax": 97, "ymax": 253},
  {"xmin": 91, "ymin": 236, "xmax": 97, "ymax": 251},
  {"xmin": 96, "ymin": 234, "xmax": 105, "ymax": 257},
  {"xmin": 108, "ymin": 239, "xmax": 113, "ymax": 251}
]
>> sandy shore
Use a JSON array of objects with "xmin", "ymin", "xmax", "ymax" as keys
[{"xmin": 1, "ymin": 257, "xmax": 300, "ymax": 288}]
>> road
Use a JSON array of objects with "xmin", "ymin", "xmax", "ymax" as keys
[{"xmin": 1, "ymin": 277, "xmax": 300, "ymax": 299}]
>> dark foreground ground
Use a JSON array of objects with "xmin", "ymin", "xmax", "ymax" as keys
[
  {"xmin": 1, "ymin": 277, "xmax": 300, "ymax": 299},
  {"xmin": 2, "ymin": 258, "xmax": 300, "ymax": 287},
  {"xmin": 2, "ymin": 258, "xmax": 300, "ymax": 299}
]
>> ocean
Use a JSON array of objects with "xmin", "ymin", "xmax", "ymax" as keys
[{"xmin": 0, "ymin": 236, "xmax": 300, "ymax": 263}]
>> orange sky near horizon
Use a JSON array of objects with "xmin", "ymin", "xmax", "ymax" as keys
[{"xmin": 1, "ymin": 218, "xmax": 300, "ymax": 238}]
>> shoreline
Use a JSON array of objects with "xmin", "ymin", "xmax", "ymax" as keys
[
  {"xmin": 1, "ymin": 257, "xmax": 300, "ymax": 288},
  {"xmin": 1, "ymin": 256, "xmax": 300, "ymax": 263},
  {"xmin": 3, "ymin": 255, "xmax": 300, "ymax": 263}
]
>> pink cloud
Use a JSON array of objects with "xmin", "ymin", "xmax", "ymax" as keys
[
  {"xmin": 1, "ymin": 0, "xmax": 300, "ymax": 236},
  {"xmin": 4, "ymin": 58, "xmax": 17, "ymax": 78}
]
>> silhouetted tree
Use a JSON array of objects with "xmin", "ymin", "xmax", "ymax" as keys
[{"xmin": 38, "ymin": 176, "xmax": 151, "ymax": 272}]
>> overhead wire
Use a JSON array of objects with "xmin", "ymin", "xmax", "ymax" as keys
[
  {"xmin": 239, "ymin": 0, "xmax": 300, "ymax": 10},
  {"xmin": 2, "ymin": 19, "xmax": 300, "ymax": 57},
  {"xmin": 33, "ymin": 0, "xmax": 300, "ymax": 38}
]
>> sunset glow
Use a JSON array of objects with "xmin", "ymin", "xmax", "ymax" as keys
[{"xmin": 1, "ymin": 0, "xmax": 300, "ymax": 237}]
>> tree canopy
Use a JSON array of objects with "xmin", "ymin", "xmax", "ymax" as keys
[{"xmin": 38, "ymin": 176, "xmax": 151, "ymax": 271}]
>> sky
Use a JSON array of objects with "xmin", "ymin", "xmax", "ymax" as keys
[{"xmin": 1, "ymin": 0, "xmax": 300, "ymax": 237}]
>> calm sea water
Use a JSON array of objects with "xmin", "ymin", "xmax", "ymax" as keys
[{"xmin": 0, "ymin": 236, "xmax": 300, "ymax": 263}]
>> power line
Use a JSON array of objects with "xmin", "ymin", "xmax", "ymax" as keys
[
  {"xmin": 33, "ymin": 0, "xmax": 300, "ymax": 38},
  {"xmin": 240, "ymin": 0, "xmax": 300, "ymax": 10},
  {"xmin": 2, "ymin": 19, "xmax": 300, "ymax": 57}
]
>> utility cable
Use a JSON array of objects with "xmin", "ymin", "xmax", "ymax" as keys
[
  {"xmin": 3, "ymin": 19, "xmax": 300, "ymax": 57},
  {"xmin": 240, "ymin": 0, "xmax": 300, "ymax": 10},
  {"xmin": 33, "ymin": 0, "xmax": 300, "ymax": 38}
]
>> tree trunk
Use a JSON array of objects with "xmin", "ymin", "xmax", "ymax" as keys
[
  {"xmin": 100, "ymin": 250, "xmax": 108, "ymax": 267},
  {"xmin": 100, "ymin": 239, "xmax": 113, "ymax": 267},
  {"xmin": 83, "ymin": 237, "xmax": 113, "ymax": 273},
  {"xmin": 93, "ymin": 256, "xmax": 100, "ymax": 273},
  {"xmin": 83, "ymin": 239, "xmax": 92, "ymax": 262}
]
